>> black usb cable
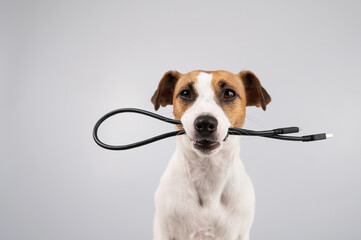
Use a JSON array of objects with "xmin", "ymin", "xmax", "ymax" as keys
[{"xmin": 93, "ymin": 108, "xmax": 332, "ymax": 151}]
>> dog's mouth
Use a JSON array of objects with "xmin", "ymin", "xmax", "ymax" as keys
[{"xmin": 192, "ymin": 139, "xmax": 221, "ymax": 153}]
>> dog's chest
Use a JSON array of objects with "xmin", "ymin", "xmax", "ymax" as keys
[
  {"xmin": 167, "ymin": 177, "xmax": 244, "ymax": 239},
  {"xmin": 168, "ymin": 158, "xmax": 245, "ymax": 238},
  {"xmin": 154, "ymin": 142, "xmax": 255, "ymax": 239}
]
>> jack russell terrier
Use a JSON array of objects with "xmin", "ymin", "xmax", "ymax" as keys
[{"xmin": 151, "ymin": 70, "xmax": 271, "ymax": 240}]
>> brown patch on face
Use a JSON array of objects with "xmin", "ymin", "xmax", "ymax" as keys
[
  {"xmin": 210, "ymin": 71, "xmax": 247, "ymax": 128},
  {"xmin": 172, "ymin": 71, "xmax": 203, "ymax": 121}
]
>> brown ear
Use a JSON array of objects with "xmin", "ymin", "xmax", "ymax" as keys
[
  {"xmin": 151, "ymin": 71, "xmax": 181, "ymax": 110},
  {"xmin": 238, "ymin": 71, "xmax": 271, "ymax": 110}
]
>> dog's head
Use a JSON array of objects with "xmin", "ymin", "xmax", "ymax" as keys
[{"xmin": 151, "ymin": 70, "xmax": 271, "ymax": 156}]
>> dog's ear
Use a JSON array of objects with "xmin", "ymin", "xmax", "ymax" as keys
[
  {"xmin": 238, "ymin": 71, "xmax": 271, "ymax": 110},
  {"xmin": 151, "ymin": 71, "xmax": 181, "ymax": 110}
]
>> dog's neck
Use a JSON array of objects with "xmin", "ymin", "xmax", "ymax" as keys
[{"xmin": 176, "ymin": 136, "xmax": 241, "ymax": 207}]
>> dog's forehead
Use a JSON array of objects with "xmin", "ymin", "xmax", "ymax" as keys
[{"xmin": 176, "ymin": 70, "xmax": 240, "ymax": 92}]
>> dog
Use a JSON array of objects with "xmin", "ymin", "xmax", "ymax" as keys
[{"xmin": 151, "ymin": 70, "xmax": 271, "ymax": 240}]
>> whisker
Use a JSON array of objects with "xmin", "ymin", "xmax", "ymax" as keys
[{"xmin": 245, "ymin": 114, "xmax": 265, "ymax": 128}]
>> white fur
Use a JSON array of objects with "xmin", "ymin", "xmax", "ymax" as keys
[{"xmin": 154, "ymin": 72, "xmax": 255, "ymax": 240}]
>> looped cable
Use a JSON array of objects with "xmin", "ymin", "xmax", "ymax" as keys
[{"xmin": 93, "ymin": 108, "xmax": 184, "ymax": 150}]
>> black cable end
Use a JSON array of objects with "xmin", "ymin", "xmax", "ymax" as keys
[
  {"xmin": 274, "ymin": 127, "xmax": 299, "ymax": 134},
  {"xmin": 302, "ymin": 133, "xmax": 333, "ymax": 142}
]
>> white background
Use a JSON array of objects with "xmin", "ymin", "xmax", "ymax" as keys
[{"xmin": 1, "ymin": 0, "xmax": 361, "ymax": 239}]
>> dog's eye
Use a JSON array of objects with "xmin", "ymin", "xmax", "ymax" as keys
[
  {"xmin": 223, "ymin": 89, "xmax": 236, "ymax": 100},
  {"xmin": 180, "ymin": 89, "xmax": 192, "ymax": 100}
]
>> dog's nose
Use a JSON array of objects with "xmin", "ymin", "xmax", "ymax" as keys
[{"xmin": 194, "ymin": 115, "xmax": 218, "ymax": 135}]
